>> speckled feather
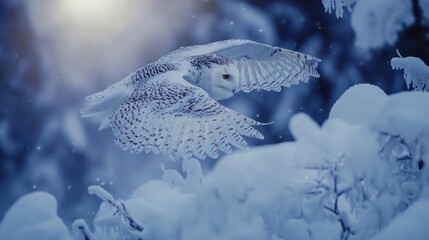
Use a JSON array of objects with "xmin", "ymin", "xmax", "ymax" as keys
[{"xmin": 109, "ymin": 79, "xmax": 263, "ymax": 160}]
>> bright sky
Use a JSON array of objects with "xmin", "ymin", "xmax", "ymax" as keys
[
  {"xmin": 60, "ymin": 0, "xmax": 120, "ymax": 22},
  {"xmin": 25, "ymin": 0, "xmax": 194, "ymax": 94}
]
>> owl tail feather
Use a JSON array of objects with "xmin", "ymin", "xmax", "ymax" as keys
[{"xmin": 81, "ymin": 74, "xmax": 133, "ymax": 130}]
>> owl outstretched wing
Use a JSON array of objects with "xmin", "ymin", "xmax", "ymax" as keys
[
  {"xmin": 162, "ymin": 39, "xmax": 321, "ymax": 93},
  {"xmin": 84, "ymin": 74, "xmax": 264, "ymax": 160}
]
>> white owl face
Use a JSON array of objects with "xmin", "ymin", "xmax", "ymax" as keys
[
  {"xmin": 211, "ymin": 64, "xmax": 240, "ymax": 99},
  {"xmin": 192, "ymin": 63, "xmax": 239, "ymax": 100}
]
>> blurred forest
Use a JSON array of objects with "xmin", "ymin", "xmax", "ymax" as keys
[{"xmin": 1, "ymin": 0, "xmax": 428, "ymax": 226}]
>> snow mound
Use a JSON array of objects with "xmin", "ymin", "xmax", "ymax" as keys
[
  {"xmin": 0, "ymin": 191, "xmax": 71, "ymax": 240},
  {"xmin": 372, "ymin": 195, "xmax": 429, "ymax": 240},
  {"xmin": 91, "ymin": 142, "xmax": 312, "ymax": 240},
  {"xmin": 351, "ymin": 0, "xmax": 414, "ymax": 50},
  {"xmin": 371, "ymin": 91, "xmax": 429, "ymax": 142},
  {"xmin": 329, "ymin": 84, "xmax": 388, "ymax": 126}
]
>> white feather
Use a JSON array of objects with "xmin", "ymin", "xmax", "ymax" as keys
[{"xmin": 81, "ymin": 74, "xmax": 133, "ymax": 130}]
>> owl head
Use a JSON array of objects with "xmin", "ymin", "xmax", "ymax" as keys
[{"xmin": 188, "ymin": 55, "xmax": 240, "ymax": 100}]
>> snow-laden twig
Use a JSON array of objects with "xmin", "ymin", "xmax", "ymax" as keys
[
  {"xmin": 322, "ymin": 0, "xmax": 358, "ymax": 18},
  {"xmin": 391, "ymin": 50, "xmax": 429, "ymax": 91},
  {"xmin": 72, "ymin": 219, "xmax": 94, "ymax": 240},
  {"xmin": 88, "ymin": 185, "xmax": 145, "ymax": 236}
]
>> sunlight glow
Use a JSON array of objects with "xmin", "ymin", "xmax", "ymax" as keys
[
  {"xmin": 26, "ymin": 0, "xmax": 193, "ymax": 91},
  {"xmin": 60, "ymin": 0, "xmax": 120, "ymax": 22}
]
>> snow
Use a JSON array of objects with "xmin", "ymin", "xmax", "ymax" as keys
[
  {"xmin": 289, "ymin": 112, "xmax": 321, "ymax": 143},
  {"xmin": 161, "ymin": 158, "xmax": 203, "ymax": 192},
  {"xmin": 0, "ymin": 192, "xmax": 71, "ymax": 240},
  {"xmin": 86, "ymin": 141, "xmax": 313, "ymax": 239},
  {"xmin": 391, "ymin": 54, "xmax": 429, "ymax": 91},
  {"xmin": 93, "ymin": 180, "xmax": 189, "ymax": 240},
  {"xmin": 329, "ymin": 84, "xmax": 388, "ymax": 126},
  {"xmin": 372, "ymin": 188, "xmax": 429, "ymax": 240},
  {"xmin": 371, "ymin": 91, "xmax": 429, "ymax": 142},
  {"xmin": 322, "ymin": 0, "xmax": 357, "ymax": 18},
  {"xmin": 351, "ymin": 0, "xmax": 414, "ymax": 50}
]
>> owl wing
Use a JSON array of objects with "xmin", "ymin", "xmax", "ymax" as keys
[
  {"xmin": 162, "ymin": 39, "xmax": 321, "ymax": 93},
  {"xmin": 104, "ymin": 75, "xmax": 264, "ymax": 160}
]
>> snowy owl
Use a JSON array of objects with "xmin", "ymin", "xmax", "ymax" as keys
[{"xmin": 81, "ymin": 39, "xmax": 320, "ymax": 160}]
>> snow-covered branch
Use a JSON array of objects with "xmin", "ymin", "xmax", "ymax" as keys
[
  {"xmin": 72, "ymin": 219, "xmax": 94, "ymax": 240},
  {"xmin": 392, "ymin": 51, "xmax": 429, "ymax": 91},
  {"xmin": 87, "ymin": 186, "xmax": 145, "ymax": 238},
  {"xmin": 322, "ymin": 0, "xmax": 358, "ymax": 18}
]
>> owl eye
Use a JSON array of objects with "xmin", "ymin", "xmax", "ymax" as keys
[{"xmin": 222, "ymin": 74, "xmax": 230, "ymax": 80}]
